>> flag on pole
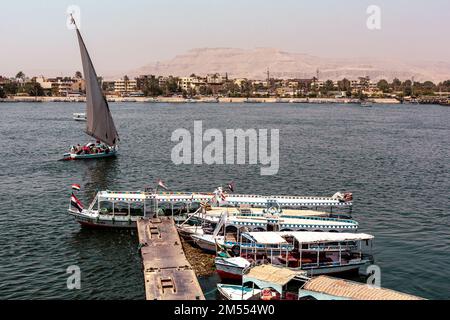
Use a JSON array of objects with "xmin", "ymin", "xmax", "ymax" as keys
[
  {"xmin": 215, "ymin": 187, "xmax": 227, "ymax": 202},
  {"xmin": 70, "ymin": 193, "xmax": 84, "ymax": 212},
  {"xmin": 71, "ymin": 184, "xmax": 81, "ymax": 191},
  {"xmin": 157, "ymin": 179, "xmax": 169, "ymax": 191},
  {"xmin": 227, "ymin": 181, "xmax": 235, "ymax": 193}
]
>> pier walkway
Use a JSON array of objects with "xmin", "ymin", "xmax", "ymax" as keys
[{"xmin": 137, "ymin": 217, "xmax": 205, "ymax": 300}]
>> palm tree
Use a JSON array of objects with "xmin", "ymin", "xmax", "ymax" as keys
[
  {"xmin": 123, "ymin": 75, "xmax": 130, "ymax": 94},
  {"xmin": 15, "ymin": 71, "xmax": 25, "ymax": 82}
]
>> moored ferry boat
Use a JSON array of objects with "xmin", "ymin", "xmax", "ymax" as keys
[
  {"xmin": 68, "ymin": 190, "xmax": 213, "ymax": 228},
  {"xmin": 68, "ymin": 188, "xmax": 354, "ymax": 229},
  {"xmin": 217, "ymin": 265, "xmax": 423, "ymax": 301},
  {"xmin": 214, "ymin": 231, "xmax": 374, "ymax": 279},
  {"xmin": 189, "ymin": 212, "xmax": 360, "ymax": 253},
  {"xmin": 186, "ymin": 204, "xmax": 359, "ymax": 253}
]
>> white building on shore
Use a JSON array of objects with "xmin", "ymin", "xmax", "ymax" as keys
[{"xmin": 114, "ymin": 79, "xmax": 137, "ymax": 95}]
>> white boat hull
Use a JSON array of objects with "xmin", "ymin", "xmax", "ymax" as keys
[
  {"xmin": 214, "ymin": 257, "xmax": 371, "ymax": 280},
  {"xmin": 73, "ymin": 113, "xmax": 87, "ymax": 121},
  {"xmin": 177, "ymin": 225, "xmax": 204, "ymax": 240},
  {"xmin": 191, "ymin": 234, "xmax": 219, "ymax": 253},
  {"xmin": 217, "ymin": 284, "xmax": 261, "ymax": 300},
  {"xmin": 215, "ymin": 257, "xmax": 251, "ymax": 280},
  {"xmin": 68, "ymin": 209, "xmax": 137, "ymax": 228}
]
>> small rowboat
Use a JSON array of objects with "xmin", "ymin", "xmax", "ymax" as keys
[
  {"xmin": 217, "ymin": 284, "xmax": 261, "ymax": 300},
  {"xmin": 215, "ymin": 256, "xmax": 251, "ymax": 281},
  {"xmin": 73, "ymin": 113, "xmax": 87, "ymax": 121}
]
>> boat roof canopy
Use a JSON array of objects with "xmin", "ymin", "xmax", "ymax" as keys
[
  {"xmin": 92, "ymin": 190, "xmax": 353, "ymax": 207},
  {"xmin": 243, "ymin": 265, "xmax": 306, "ymax": 294},
  {"xmin": 244, "ymin": 231, "xmax": 374, "ymax": 245},
  {"xmin": 226, "ymin": 194, "xmax": 352, "ymax": 207},
  {"xmin": 97, "ymin": 191, "xmax": 214, "ymax": 203},
  {"xmin": 243, "ymin": 232, "xmax": 288, "ymax": 245},
  {"xmin": 284, "ymin": 231, "xmax": 374, "ymax": 243},
  {"xmin": 303, "ymin": 276, "xmax": 424, "ymax": 300}
]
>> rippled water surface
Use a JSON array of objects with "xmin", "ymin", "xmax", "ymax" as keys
[{"xmin": 0, "ymin": 102, "xmax": 448, "ymax": 299}]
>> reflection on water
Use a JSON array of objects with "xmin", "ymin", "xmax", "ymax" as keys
[{"xmin": 82, "ymin": 157, "xmax": 119, "ymax": 201}]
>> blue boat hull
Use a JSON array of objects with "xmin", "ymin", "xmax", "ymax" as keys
[{"xmin": 63, "ymin": 150, "xmax": 117, "ymax": 160}]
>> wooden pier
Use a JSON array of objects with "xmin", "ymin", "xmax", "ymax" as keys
[{"xmin": 137, "ymin": 217, "xmax": 205, "ymax": 300}]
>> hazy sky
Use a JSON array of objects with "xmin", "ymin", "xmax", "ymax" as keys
[{"xmin": 1, "ymin": 0, "xmax": 449, "ymax": 77}]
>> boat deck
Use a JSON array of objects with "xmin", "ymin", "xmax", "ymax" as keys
[
  {"xmin": 137, "ymin": 217, "xmax": 205, "ymax": 300},
  {"xmin": 98, "ymin": 191, "xmax": 352, "ymax": 207}
]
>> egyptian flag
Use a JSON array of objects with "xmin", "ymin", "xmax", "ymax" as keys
[
  {"xmin": 71, "ymin": 184, "xmax": 81, "ymax": 191},
  {"xmin": 216, "ymin": 187, "xmax": 227, "ymax": 201},
  {"xmin": 71, "ymin": 193, "xmax": 84, "ymax": 212},
  {"xmin": 227, "ymin": 181, "xmax": 235, "ymax": 193},
  {"xmin": 157, "ymin": 179, "xmax": 169, "ymax": 191}
]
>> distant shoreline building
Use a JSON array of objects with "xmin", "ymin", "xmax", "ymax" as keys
[{"xmin": 1, "ymin": 71, "xmax": 449, "ymax": 100}]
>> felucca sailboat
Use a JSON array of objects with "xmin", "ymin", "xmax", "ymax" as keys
[{"xmin": 63, "ymin": 16, "xmax": 119, "ymax": 160}]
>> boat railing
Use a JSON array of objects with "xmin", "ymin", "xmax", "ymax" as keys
[
  {"xmin": 305, "ymin": 245, "xmax": 359, "ymax": 252},
  {"xmin": 280, "ymin": 215, "xmax": 357, "ymax": 224},
  {"xmin": 300, "ymin": 259, "xmax": 361, "ymax": 269},
  {"xmin": 86, "ymin": 192, "xmax": 99, "ymax": 213}
]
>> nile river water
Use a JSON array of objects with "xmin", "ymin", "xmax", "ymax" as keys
[{"xmin": 0, "ymin": 102, "xmax": 449, "ymax": 299}]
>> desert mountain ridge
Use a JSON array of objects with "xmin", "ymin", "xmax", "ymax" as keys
[{"xmin": 115, "ymin": 47, "xmax": 450, "ymax": 83}]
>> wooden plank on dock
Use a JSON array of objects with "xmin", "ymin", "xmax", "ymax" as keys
[{"xmin": 137, "ymin": 217, "xmax": 205, "ymax": 300}]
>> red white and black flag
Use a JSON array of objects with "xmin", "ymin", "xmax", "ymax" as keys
[
  {"xmin": 157, "ymin": 179, "xmax": 169, "ymax": 191},
  {"xmin": 71, "ymin": 193, "xmax": 84, "ymax": 212},
  {"xmin": 71, "ymin": 184, "xmax": 81, "ymax": 191},
  {"xmin": 227, "ymin": 181, "xmax": 235, "ymax": 193}
]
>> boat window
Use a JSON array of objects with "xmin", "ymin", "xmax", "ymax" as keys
[
  {"xmin": 242, "ymin": 282, "xmax": 261, "ymax": 290},
  {"xmin": 99, "ymin": 201, "xmax": 113, "ymax": 214},
  {"xmin": 253, "ymin": 227, "xmax": 265, "ymax": 232},
  {"xmin": 114, "ymin": 201, "xmax": 129, "ymax": 215},
  {"xmin": 130, "ymin": 202, "xmax": 144, "ymax": 216}
]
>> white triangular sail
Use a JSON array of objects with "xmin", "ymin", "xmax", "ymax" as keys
[{"xmin": 74, "ymin": 20, "xmax": 119, "ymax": 146}]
